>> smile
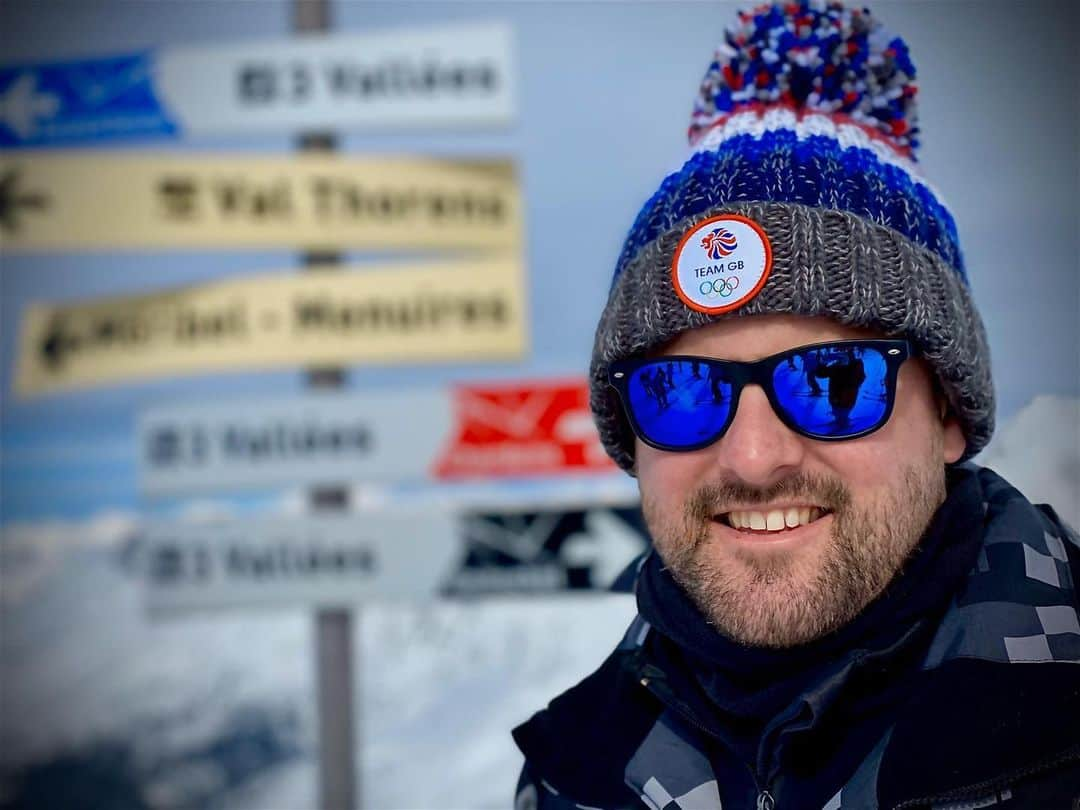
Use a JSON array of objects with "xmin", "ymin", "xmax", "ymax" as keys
[{"xmin": 718, "ymin": 506, "xmax": 830, "ymax": 533}]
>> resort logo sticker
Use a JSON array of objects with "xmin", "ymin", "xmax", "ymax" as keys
[{"xmin": 671, "ymin": 214, "xmax": 772, "ymax": 314}]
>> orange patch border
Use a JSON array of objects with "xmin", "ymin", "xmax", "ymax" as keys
[{"xmin": 670, "ymin": 213, "xmax": 774, "ymax": 315}]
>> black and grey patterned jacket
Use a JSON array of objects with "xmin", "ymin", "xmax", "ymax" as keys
[{"xmin": 513, "ymin": 468, "xmax": 1080, "ymax": 810}]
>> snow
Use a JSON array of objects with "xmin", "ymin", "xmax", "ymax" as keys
[
  {"xmin": 0, "ymin": 506, "xmax": 635, "ymax": 809},
  {"xmin": 360, "ymin": 596, "xmax": 635, "ymax": 808},
  {"xmin": 975, "ymin": 395, "xmax": 1080, "ymax": 527}
]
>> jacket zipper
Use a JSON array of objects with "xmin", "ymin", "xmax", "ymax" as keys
[
  {"xmin": 640, "ymin": 666, "xmax": 1079, "ymax": 810},
  {"xmin": 639, "ymin": 671, "xmax": 779, "ymax": 809},
  {"xmin": 889, "ymin": 743, "xmax": 1080, "ymax": 809}
]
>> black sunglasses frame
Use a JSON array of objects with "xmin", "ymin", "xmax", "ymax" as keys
[{"xmin": 607, "ymin": 339, "xmax": 912, "ymax": 453}]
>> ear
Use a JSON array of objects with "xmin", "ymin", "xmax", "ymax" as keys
[
  {"xmin": 941, "ymin": 407, "xmax": 966, "ymax": 464},
  {"xmin": 928, "ymin": 375, "xmax": 967, "ymax": 464}
]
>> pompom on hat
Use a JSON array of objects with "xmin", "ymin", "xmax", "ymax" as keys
[{"xmin": 590, "ymin": 0, "xmax": 994, "ymax": 473}]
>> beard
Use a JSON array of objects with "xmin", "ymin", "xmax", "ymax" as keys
[{"xmin": 641, "ymin": 462, "xmax": 947, "ymax": 648}]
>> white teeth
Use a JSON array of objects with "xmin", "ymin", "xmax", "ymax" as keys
[{"xmin": 724, "ymin": 507, "xmax": 828, "ymax": 532}]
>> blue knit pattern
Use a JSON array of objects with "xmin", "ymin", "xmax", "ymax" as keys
[{"xmin": 613, "ymin": 129, "xmax": 965, "ymax": 286}]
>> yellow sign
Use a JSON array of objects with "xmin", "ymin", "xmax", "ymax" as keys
[
  {"xmin": 15, "ymin": 256, "xmax": 527, "ymax": 396},
  {"xmin": 0, "ymin": 154, "xmax": 521, "ymax": 252}
]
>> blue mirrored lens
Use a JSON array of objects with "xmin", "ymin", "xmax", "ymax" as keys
[
  {"xmin": 772, "ymin": 345, "xmax": 890, "ymax": 436},
  {"xmin": 626, "ymin": 359, "xmax": 734, "ymax": 447}
]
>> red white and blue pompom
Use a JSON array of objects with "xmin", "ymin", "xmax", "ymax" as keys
[{"xmin": 689, "ymin": 0, "xmax": 919, "ymax": 154}]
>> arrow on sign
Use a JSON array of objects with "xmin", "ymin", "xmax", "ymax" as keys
[
  {"xmin": 560, "ymin": 510, "xmax": 647, "ymax": 588},
  {"xmin": 0, "ymin": 168, "xmax": 51, "ymax": 234},
  {"xmin": 0, "ymin": 73, "xmax": 61, "ymax": 139},
  {"xmin": 38, "ymin": 315, "xmax": 78, "ymax": 371}
]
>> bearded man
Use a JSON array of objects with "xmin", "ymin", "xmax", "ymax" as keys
[{"xmin": 512, "ymin": 3, "xmax": 1080, "ymax": 809}]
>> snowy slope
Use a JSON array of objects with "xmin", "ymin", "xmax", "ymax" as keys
[
  {"xmin": 0, "ymin": 506, "xmax": 635, "ymax": 809},
  {"xmin": 1, "ymin": 517, "xmax": 315, "ymax": 808},
  {"xmin": 976, "ymin": 395, "xmax": 1080, "ymax": 527},
  {"xmin": 359, "ymin": 595, "xmax": 635, "ymax": 808}
]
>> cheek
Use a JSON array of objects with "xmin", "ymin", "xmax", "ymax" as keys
[
  {"xmin": 636, "ymin": 441, "xmax": 712, "ymax": 488},
  {"xmin": 635, "ymin": 443, "xmax": 706, "ymax": 521},
  {"xmin": 811, "ymin": 367, "xmax": 946, "ymax": 491},
  {"xmin": 891, "ymin": 365, "xmax": 948, "ymax": 458}
]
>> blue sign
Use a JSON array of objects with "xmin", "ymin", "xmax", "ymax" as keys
[
  {"xmin": 0, "ymin": 52, "xmax": 178, "ymax": 148},
  {"xmin": 0, "ymin": 25, "xmax": 515, "ymax": 149}
]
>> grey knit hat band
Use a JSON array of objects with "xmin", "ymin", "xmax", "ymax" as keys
[{"xmin": 589, "ymin": 200, "xmax": 995, "ymax": 473}]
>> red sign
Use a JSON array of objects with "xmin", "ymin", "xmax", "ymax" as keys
[{"xmin": 433, "ymin": 378, "xmax": 616, "ymax": 479}]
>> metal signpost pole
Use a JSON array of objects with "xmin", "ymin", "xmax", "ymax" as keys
[{"xmin": 294, "ymin": 1, "xmax": 357, "ymax": 808}]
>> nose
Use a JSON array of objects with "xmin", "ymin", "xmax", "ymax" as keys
[{"xmin": 711, "ymin": 384, "xmax": 806, "ymax": 488}]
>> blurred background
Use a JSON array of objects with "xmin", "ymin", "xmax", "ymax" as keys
[{"xmin": 0, "ymin": 1, "xmax": 1076, "ymax": 808}]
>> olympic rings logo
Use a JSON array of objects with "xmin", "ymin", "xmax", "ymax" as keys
[{"xmin": 698, "ymin": 276, "xmax": 740, "ymax": 298}]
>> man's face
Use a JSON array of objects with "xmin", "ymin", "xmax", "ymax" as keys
[{"xmin": 636, "ymin": 314, "xmax": 966, "ymax": 648}]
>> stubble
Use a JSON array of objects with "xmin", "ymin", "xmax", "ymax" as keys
[{"xmin": 643, "ymin": 464, "xmax": 947, "ymax": 648}]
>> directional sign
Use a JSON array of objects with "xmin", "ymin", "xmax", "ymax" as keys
[
  {"xmin": 15, "ymin": 255, "xmax": 526, "ymax": 396},
  {"xmin": 139, "ymin": 391, "xmax": 452, "ymax": 496},
  {"xmin": 0, "ymin": 154, "xmax": 522, "ymax": 252},
  {"xmin": 0, "ymin": 168, "xmax": 50, "ymax": 234},
  {"xmin": 142, "ymin": 502, "xmax": 648, "ymax": 612},
  {"xmin": 442, "ymin": 505, "xmax": 648, "ymax": 595},
  {"xmin": 138, "ymin": 379, "xmax": 616, "ymax": 496},
  {"xmin": 433, "ymin": 379, "xmax": 616, "ymax": 479},
  {"xmin": 0, "ymin": 23, "xmax": 515, "ymax": 148},
  {"xmin": 142, "ymin": 511, "xmax": 461, "ymax": 613}
]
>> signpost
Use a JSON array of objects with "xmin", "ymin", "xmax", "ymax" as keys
[
  {"xmin": 14, "ymin": 255, "xmax": 528, "ymax": 396},
  {"xmin": 134, "ymin": 377, "xmax": 632, "ymax": 809},
  {"xmin": 0, "ymin": 154, "xmax": 522, "ymax": 251},
  {"xmin": 138, "ymin": 392, "xmax": 450, "ymax": 496},
  {"xmin": 291, "ymin": 3, "xmax": 355, "ymax": 805},
  {"xmin": 142, "ymin": 512, "xmax": 461, "ymax": 614},
  {"xmin": 434, "ymin": 378, "xmax": 615, "ymax": 478},
  {"xmin": 142, "ymin": 503, "xmax": 648, "ymax": 613},
  {"xmin": 0, "ymin": 22, "xmax": 515, "ymax": 148},
  {"xmin": 136, "ymin": 380, "xmax": 614, "ymax": 496},
  {"xmin": 5, "ymin": 9, "xmax": 527, "ymax": 808},
  {"xmin": 446, "ymin": 504, "xmax": 647, "ymax": 595}
]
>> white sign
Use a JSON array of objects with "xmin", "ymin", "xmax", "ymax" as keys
[
  {"xmin": 143, "ymin": 512, "xmax": 461, "ymax": 613},
  {"xmin": 138, "ymin": 391, "xmax": 453, "ymax": 497},
  {"xmin": 161, "ymin": 22, "xmax": 516, "ymax": 135},
  {"xmin": 0, "ymin": 22, "xmax": 515, "ymax": 147},
  {"xmin": 142, "ymin": 502, "xmax": 649, "ymax": 612},
  {"xmin": 139, "ymin": 378, "xmax": 619, "ymax": 497}
]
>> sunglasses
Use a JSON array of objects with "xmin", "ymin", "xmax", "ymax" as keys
[{"xmin": 607, "ymin": 339, "xmax": 911, "ymax": 452}]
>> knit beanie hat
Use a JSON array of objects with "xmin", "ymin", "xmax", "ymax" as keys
[{"xmin": 590, "ymin": 0, "xmax": 994, "ymax": 473}]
